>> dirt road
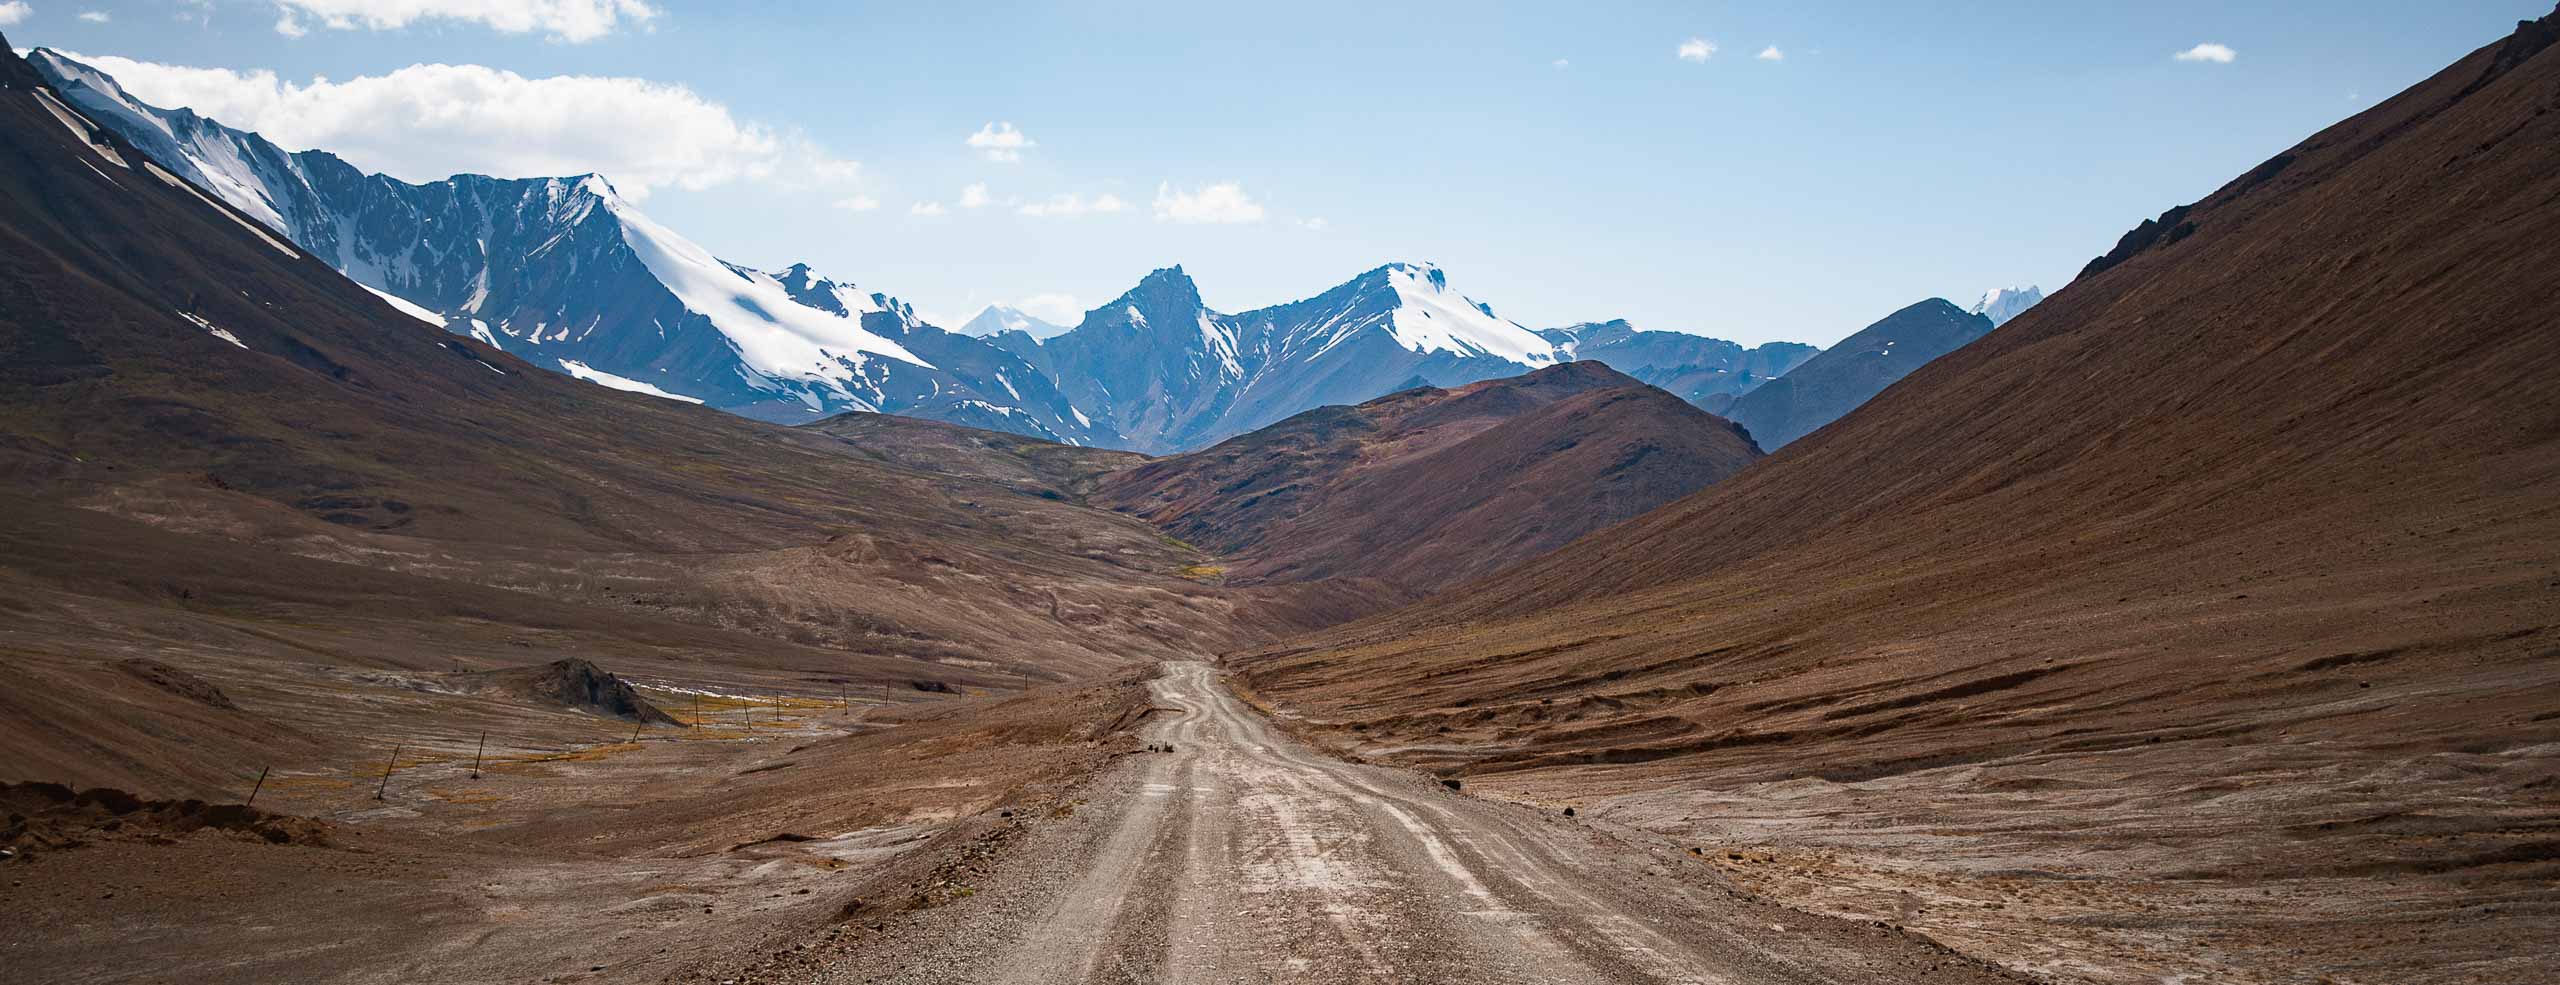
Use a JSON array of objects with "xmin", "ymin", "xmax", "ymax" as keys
[{"xmin": 811, "ymin": 662, "xmax": 2022, "ymax": 984}]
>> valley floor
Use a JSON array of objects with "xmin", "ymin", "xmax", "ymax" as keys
[{"xmin": 761, "ymin": 662, "xmax": 2020, "ymax": 985}]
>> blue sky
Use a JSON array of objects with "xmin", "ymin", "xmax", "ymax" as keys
[{"xmin": 6, "ymin": 1, "xmax": 2546, "ymax": 344}]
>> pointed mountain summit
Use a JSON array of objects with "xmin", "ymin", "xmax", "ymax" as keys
[
  {"xmin": 1722, "ymin": 298, "xmax": 1994, "ymax": 449},
  {"xmin": 1000, "ymin": 261, "xmax": 1569, "ymax": 453},
  {"xmin": 961, "ymin": 304, "xmax": 1070, "ymax": 340},
  {"xmin": 1970, "ymin": 285, "xmax": 2043, "ymax": 326}
]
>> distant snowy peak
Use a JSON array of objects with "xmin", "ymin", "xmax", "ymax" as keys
[
  {"xmin": 586, "ymin": 183, "xmax": 931, "ymax": 379},
  {"xmin": 1971, "ymin": 285, "xmax": 2044, "ymax": 327},
  {"xmin": 1372, "ymin": 262, "xmax": 1558, "ymax": 365},
  {"xmin": 961, "ymin": 304, "xmax": 1071, "ymax": 340}
]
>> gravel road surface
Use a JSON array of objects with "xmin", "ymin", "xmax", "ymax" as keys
[{"xmin": 804, "ymin": 661, "xmax": 2023, "ymax": 984}]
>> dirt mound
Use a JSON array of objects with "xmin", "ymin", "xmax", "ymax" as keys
[
  {"xmin": 113, "ymin": 658, "xmax": 237, "ymax": 710},
  {"xmin": 473, "ymin": 659, "xmax": 683, "ymax": 726},
  {"xmin": 0, "ymin": 781, "xmax": 330, "ymax": 856}
]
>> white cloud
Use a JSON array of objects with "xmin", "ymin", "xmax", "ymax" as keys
[
  {"xmin": 2173, "ymin": 42, "xmax": 2236, "ymax": 64},
  {"xmin": 1017, "ymin": 192, "xmax": 1127, "ymax": 218},
  {"xmin": 80, "ymin": 10, "xmax": 111, "ymax": 23},
  {"xmin": 269, "ymin": 0, "xmax": 657, "ymax": 43},
  {"xmin": 965, "ymin": 121, "xmax": 1034, "ymax": 163},
  {"xmin": 41, "ymin": 53, "xmax": 856, "ymax": 200},
  {"xmin": 1551, "ymin": 58, "xmax": 1569, "ymax": 69},
  {"xmin": 1297, "ymin": 216, "xmax": 1328, "ymax": 231},
  {"xmin": 1014, "ymin": 292, "xmax": 1083, "ymax": 324},
  {"xmin": 909, "ymin": 201, "xmax": 946, "ymax": 216},
  {"xmin": 0, "ymin": 3, "xmax": 31, "ymax": 27},
  {"xmin": 832, "ymin": 194, "xmax": 879, "ymax": 212},
  {"xmin": 1153, "ymin": 182, "xmax": 1265, "ymax": 224},
  {"xmin": 958, "ymin": 182, "xmax": 992, "ymax": 209},
  {"xmin": 1678, "ymin": 37, "xmax": 1716, "ymax": 63},
  {"xmin": 1757, "ymin": 45, "xmax": 1783, "ymax": 61}
]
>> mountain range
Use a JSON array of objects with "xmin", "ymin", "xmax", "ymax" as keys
[{"xmin": 27, "ymin": 48, "xmax": 2041, "ymax": 458}]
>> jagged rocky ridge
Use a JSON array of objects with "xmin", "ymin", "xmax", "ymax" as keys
[{"xmin": 26, "ymin": 49, "xmax": 1113, "ymax": 445}]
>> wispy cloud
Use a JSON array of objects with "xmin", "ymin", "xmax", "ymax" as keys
[
  {"xmin": 1153, "ymin": 182, "xmax": 1265, "ymax": 224},
  {"xmin": 909, "ymin": 201, "xmax": 947, "ymax": 216},
  {"xmin": 832, "ymin": 194, "xmax": 879, "ymax": 212},
  {"xmin": 1551, "ymin": 58, "xmax": 1569, "ymax": 69},
  {"xmin": 1018, "ymin": 192, "xmax": 1127, "ymax": 218},
  {"xmin": 270, "ymin": 0, "xmax": 658, "ymax": 43},
  {"xmin": 0, "ymin": 3, "xmax": 31, "ymax": 27},
  {"xmin": 80, "ymin": 10, "xmax": 112, "ymax": 23},
  {"xmin": 1756, "ymin": 45, "xmax": 1783, "ymax": 62},
  {"xmin": 2173, "ymin": 42, "xmax": 2236, "ymax": 64},
  {"xmin": 965, "ymin": 121, "xmax": 1034, "ymax": 163},
  {"xmin": 47, "ymin": 52, "xmax": 858, "ymax": 200},
  {"xmin": 1677, "ymin": 37, "xmax": 1716, "ymax": 63},
  {"xmin": 958, "ymin": 182, "xmax": 992, "ymax": 209}
]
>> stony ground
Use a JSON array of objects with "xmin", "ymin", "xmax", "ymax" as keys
[{"xmin": 740, "ymin": 662, "xmax": 2028, "ymax": 985}]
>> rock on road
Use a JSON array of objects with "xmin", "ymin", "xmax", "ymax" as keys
[{"xmin": 808, "ymin": 661, "xmax": 2024, "ymax": 984}]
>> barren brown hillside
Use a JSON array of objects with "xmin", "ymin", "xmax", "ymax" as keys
[
  {"xmin": 1238, "ymin": 10, "xmax": 2560, "ymax": 984},
  {"xmin": 1092, "ymin": 361, "xmax": 1761, "ymax": 592},
  {"xmin": 0, "ymin": 35, "xmax": 1294, "ymax": 799}
]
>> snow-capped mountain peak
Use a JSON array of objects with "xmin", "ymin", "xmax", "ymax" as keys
[
  {"xmin": 1970, "ymin": 285, "xmax": 2044, "ymax": 327},
  {"xmin": 961, "ymin": 304, "xmax": 1071, "ymax": 340},
  {"xmin": 1373, "ymin": 262, "xmax": 1557, "ymax": 366},
  {"xmin": 590, "ymin": 185, "xmax": 930, "ymax": 380}
]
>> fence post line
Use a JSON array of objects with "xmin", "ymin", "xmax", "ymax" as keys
[
  {"xmin": 471, "ymin": 731, "xmax": 487, "ymax": 779},
  {"xmin": 246, "ymin": 765, "xmax": 270, "ymax": 806}
]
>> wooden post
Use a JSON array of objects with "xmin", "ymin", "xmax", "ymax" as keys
[
  {"xmin": 629, "ymin": 720, "xmax": 643, "ymax": 744},
  {"xmin": 471, "ymin": 730, "xmax": 487, "ymax": 779},
  {"xmin": 246, "ymin": 765, "xmax": 270, "ymax": 806},
  {"xmin": 375, "ymin": 744, "xmax": 403, "ymax": 801}
]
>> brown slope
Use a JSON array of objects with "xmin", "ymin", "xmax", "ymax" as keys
[
  {"xmin": 799, "ymin": 410, "xmax": 1149, "ymax": 500},
  {"xmin": 1238, "ymin": 11, "xmax": 2560, "ymax": 984},
  {"xmin": 0, "ymin": 39, "xmax": 1290, "ymax": 798},
  {"xmin": 1090, "ymin": 360, "xmax": 1761, "ymax": 592}
]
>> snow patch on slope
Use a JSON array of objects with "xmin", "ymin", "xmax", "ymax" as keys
[
  {"xmin": 1379, "ymin": 263, "xmax": 1558, "ymax": 365},
  {"xmin": 141, "ymin": 160, "xmax": 298, "ymax": 258},
  {"xmin": 361, "ymin": 284, "xmax": 445, "ymax": 326},
  {"xmin": 177, "ymin": 310, "xmax": 247, "ymax": 350},
  {"xmin": 559, "ymin": 359, "xmax": 704, "ymax": 404},
  {"xmin": 595, "ymin": 179, "xmax": 932, "ymax": 393}
]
